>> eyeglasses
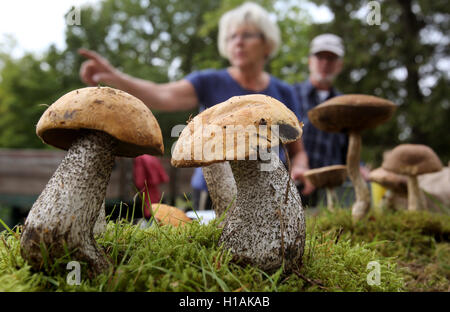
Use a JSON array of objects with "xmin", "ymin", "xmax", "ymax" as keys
[{"xmin": 226, "ymin": 32, "xmax": 264, "ymax": 42}]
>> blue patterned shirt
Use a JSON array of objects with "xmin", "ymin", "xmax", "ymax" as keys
[{"xmin": 293, "ymin": 79, "xmax": 348, "ymax": 169}]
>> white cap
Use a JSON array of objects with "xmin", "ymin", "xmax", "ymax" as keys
[{"xmin": 310, "ymin": 34, "xmax": 344, "ymax": 57}]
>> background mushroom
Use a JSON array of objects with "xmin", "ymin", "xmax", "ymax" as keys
[
  {"xmin": 382, "ymin": 144, "xmax": 443, "ymax": 211},
  {"xmin": 150, "ymin": 203, "xmax": 192, "ymax": 227},
  {"xmin": 308, "ymin": 94, "xmax": 396, "ymax": 222},
  {"xmin": 368, "ymin": 167, "xmax": 408, "ymax": 211},
  {"xmin": 418, "ymin": 161, "xmax": 450, "ymax": 211},
  {"xmin": 20, "ymin": 86, "xmax": 163, "ymax": 274},
  {"xmin": 304, "ymin": 165, "xmax": 347, "ymax": 211},
  {"xmin": 172, "ymin": 94, "xmax": 306, "ymax": 272}
]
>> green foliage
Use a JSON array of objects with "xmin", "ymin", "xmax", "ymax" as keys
[
  {"xmin": 312, "ymin": 208, "xmax": 450, "ymax": 291},
  {"xmin": 0, "ymin": 0, "xmax": 311, "ymax": 153},
  {"xmin": 0, "ymin": 0, "xmax": 448, "ymax": 164},
  {"xmin": 0, "ymin": 216, "xmax": 404, "ymax": 292},
  {"xmin": 308, "ymin": 0, "xmax": 450, "ymax": 165}
]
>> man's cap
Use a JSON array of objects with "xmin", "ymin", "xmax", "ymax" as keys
[{"xmin": 310, "ymin": 33, "xmax": 344, "ymax": 57}]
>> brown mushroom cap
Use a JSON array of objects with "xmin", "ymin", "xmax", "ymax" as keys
[
  {"xmin": 304, "ymin": 165, "xmax": 347, "ymax": 188},
  {"xmin": 368, "ymin": 167, "xmax": 407, "ymax": 194},
  {"xmin": 171, "ymin": 94, "xmax": 303, "ymax": 167},
  {"xmin": 382, "ymin": 144, "xmax": 443, "ymax": 176},
  {"xmin": 36, "ymin": 87, "xmax": 164, "ymax": 157},
  {"xmin": 308, "ymin": 94, "xmax": 396, "ymax": 133},
  {"xmin": 151, "ymin": 204, "xmax": 192, "ymax": 227}
]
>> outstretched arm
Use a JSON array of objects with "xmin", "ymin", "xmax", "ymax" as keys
[{"xmin": 78, "ymin": 49, "xmax": 198, "ymax": 112}]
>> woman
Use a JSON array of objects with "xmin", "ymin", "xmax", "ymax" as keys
[{"xmin": 79, "ymin": 2, "xmax": 314, "ymax": 210}]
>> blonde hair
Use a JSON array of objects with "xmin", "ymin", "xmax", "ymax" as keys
[{"xmin": 217, "ymin": 2, "xmax": 281, "ymax": 60}]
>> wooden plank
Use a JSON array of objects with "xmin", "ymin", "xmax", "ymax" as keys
[{"xmin": 0, "ymin": 149, "xmax": 195, "ymax": 207}]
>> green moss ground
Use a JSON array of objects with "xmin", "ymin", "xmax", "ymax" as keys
[
  {"xmin": 311, "ymin": 207, "xmax": 450, "ymax": 291},
  {"xmin": 0, "ymin": 210, "xmax": 405, "ymax": 292}
]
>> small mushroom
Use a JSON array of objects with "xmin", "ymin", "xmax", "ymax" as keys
[
  {"xmin": 368, "ymin": 167, "xmax": 408, "ymax": 211},
  {"xmin": 308, "ymin": 94, "xmax": 396, "ymax": 221},
  {"xmin": 150, "ymin": 204, "xmax": 192, "ymax": 227},
  {"xmin": 304, "ymin": 165, "xmax": 347, "ymax": 211},
  {"xmin": 20, "ymin": 87, "xmax": 163, "ymax": 274},
  {"xmin": 382, "ymin": 144, "xmax": 443, "ymax": 211},
  {"xmin": 172, "ymin": 94, "xmax": 306, "ymax": 272}
]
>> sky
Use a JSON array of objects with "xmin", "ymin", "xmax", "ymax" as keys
[
  {"xmin": 0, "ymin": 0, "xmax": 99, "ymax": 57},
  {"xmin": 0, "ymin": 0, "xmax": 333, "ymax": 58}
]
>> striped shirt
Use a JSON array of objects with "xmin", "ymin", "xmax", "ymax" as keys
[{"xmin": 293, "ymin": 79, "xmax": 348, "ymax": 169}]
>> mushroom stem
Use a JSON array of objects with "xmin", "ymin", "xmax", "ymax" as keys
[
  {"xmin": 378, "ymin": 189, "xmax": 392, "ymax": 212},
  {"xmin": 21, "ymin": 131, "xmax": 116, "ymax": 274},
  {"xmin": 202, "ymin": 162, "xmax": 237, "ymax": 221},
  {"xmin": 325, "ymin": 188, "xmax": 337, "ymax": 211},
  {"xmin": 407, "ymin": 176, "xmax": 426, "ymax": 211},
  {"xmin": 219, "ymin": 154, "xmax": 306, "ymax": 272},
  {"xmin": 93, "ymin": 199, "xmax": 107, "ymax": 236},
  {"xmin": 347, "ymin": 131, "xmax": 371, "ymax": 221}
]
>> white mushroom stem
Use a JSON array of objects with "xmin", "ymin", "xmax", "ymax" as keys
[
  {"xmin": 93, "ymin": 199, "xmax": 107, "ymax": 236},
  {"xmin": 202, "ymin": 162, "xmax": 237, "ymax": 221},
  {"xmin": 325, "ymin": 188, "xmax": 338, "ymax": 212},
  {"xmin": 407, "ymin": 175, "xmax": 427, "ymax": 211},
  {"xmin": 219, "ymin": 153, "xmax": 305, "ymax": 272},
  {"xmin": 378, "ymin": 189, "xmax": 394, "ymax": 212},
  {"xmin": 347, "ymin": 131, "xmax": 371, "ymax": 221},
  {"xmin": 20, "ymin": 131, "xmax": 116, "ymax": 274}
]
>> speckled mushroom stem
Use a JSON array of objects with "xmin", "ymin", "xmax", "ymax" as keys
[
  {"xmin": 347, "ymin": 131, "xmax": 371, "ymax": 221},
  {"xmin": 20, "ymin": 131, "xmax": 116, "ymax": 274},
  {"xmin": 219, "ymin": 154, "xmax": 306, "ymax": 273},
  {"xmin": 325, "ymin": 188, "xmax": 337, "ymax": 212},
  {"xmin": 93, "ymin": 199, "xmax": 107, "ymax": 236},
  {"xmin": 202, "ymin": 162, "xmax": 237, "ymax": 222},
  {"xmin": 407, "ymin": 176, "xmax": 426, "ymax": 211}
]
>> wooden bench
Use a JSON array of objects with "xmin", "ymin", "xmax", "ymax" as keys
[{"xmin": 0, "ymin": 149, "xmax": 194, "ymax": 211}]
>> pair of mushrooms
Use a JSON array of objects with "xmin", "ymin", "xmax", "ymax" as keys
[
  {"xmin": 369, "ymin": 144, "xmax": 443, "ymax": 211},
  {"xmin": 307, "ymin": 94, "xmax": 397, "ymax": 221},
  {"xmin": 171, "ymin": 94, "xmax": 306, "ymax": 272},
  {"xmin": 21, "ymin": 89, "xmax": 305, "ymax": 274}
]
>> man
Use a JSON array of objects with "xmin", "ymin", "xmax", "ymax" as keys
[{"xmin": 292, "ymin": 34, "xmax": 349, "ymax": 206}]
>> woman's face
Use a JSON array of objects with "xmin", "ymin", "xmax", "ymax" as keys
[{"xmin": 226, "ymin": 23, "xmax": 270, "ymax": 69}]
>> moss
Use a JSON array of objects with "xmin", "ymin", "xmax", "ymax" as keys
[
  {"xmin": 0, "ymin": 215, "xmax": 404, "ymax": 292},
  {"xmin": 311, "ymin": 207, "xmax": 450, "ymax": 291}
]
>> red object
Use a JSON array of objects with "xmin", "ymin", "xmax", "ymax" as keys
[{"xmin": 133, "ymin": 155, "xmax": 169, "ymax": 218}]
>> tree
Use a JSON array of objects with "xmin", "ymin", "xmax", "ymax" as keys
[
  {"xmin": 306, "ymin": 0, "xmax": 449, "ymax": 165},
  {"xmin": 0, "ymin": 0, "xmax": 312, "ymax": 153}
]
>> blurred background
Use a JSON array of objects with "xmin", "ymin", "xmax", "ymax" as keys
[{"xmin": 0, "ymin": 0, "xmax": 448, "ymax": 228}]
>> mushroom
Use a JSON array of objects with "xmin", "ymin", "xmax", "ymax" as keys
[
  {"xmin": 308, "ymin": 94, "xmax": 396, "ymax": 221},
  {"xmin": 418, "ymin": 162, "xmax": 450, "ymax": 211},
  {"xmin": 304, "ymin": 165, "xmax": 347, "ymax": 211},
  {"xmin": 202, "ymin": 162, "xmax": 237, "ymax": 221},
  {"xmin": 20, "ymin": 87, "xmax": 163, "ymax": 274},
  {"xmin": 382, "ymin": 144, "xmax": 443, "ymax": 211},
  {"xmin": 368, "ymin": 167, "xmax": 408, "ymax": 211},
  {"xmin": 93, "ymin": 199, "xmax": 107, "ymax": 236},
  {"xmin": 150, "ymin": 203, "xmax": 192, "ymax": 227},
  {"xmin": 172, "ymin": 94, "xmax": 306, "ymax": 272}
]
